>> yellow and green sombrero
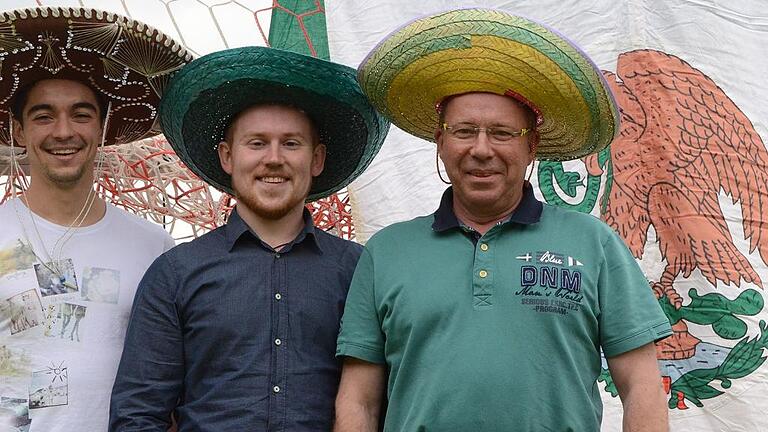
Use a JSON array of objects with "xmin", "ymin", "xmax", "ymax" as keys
[{"xmin": 358, "ymin": 8, "xmax": 620, "ymax": 161}]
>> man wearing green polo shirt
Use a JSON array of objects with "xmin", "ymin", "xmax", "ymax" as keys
[{"xmin": 334, "ymin": 9, "xmax": 672, "ymax": 432}]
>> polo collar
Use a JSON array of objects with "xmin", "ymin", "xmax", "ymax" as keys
[{"xmin": 432, "ymin": 182, "xmax": 543, "ymax": 232}]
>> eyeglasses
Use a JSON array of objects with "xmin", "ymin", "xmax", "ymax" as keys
[{"xmin": 441, "ymin": 123, "xmax": 531, "ymax": 144}]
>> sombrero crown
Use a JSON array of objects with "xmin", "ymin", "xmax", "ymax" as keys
[
  {"xmin": 0, "ymin": 7, "xmax": 193, "ymax": 146},
  {"xmin": 358, "ymin": 8, "xmax": 620, "ymax": 161},
  {"xmin": 159, "ymin": 46, "xmax": 390, "ymax": 201}
]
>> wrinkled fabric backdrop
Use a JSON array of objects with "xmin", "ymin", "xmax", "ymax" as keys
[{"xmin": 327, "ymin": 2, "xmax": 768, "ymax": 431}]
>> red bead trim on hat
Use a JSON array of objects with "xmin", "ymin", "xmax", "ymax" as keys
[
  {"xmin": 435, "ymin": 91, "xmax": 544, "ymax": 128},
  {"xmin": 503, "ymin": 89, "xmax": 544, "ymax": 127}
]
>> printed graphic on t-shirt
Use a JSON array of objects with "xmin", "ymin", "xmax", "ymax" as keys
[
  {"xmin": 81, "ymin": 267, "xmax": 120, "ymax": 304},
  {"xmin": 0, "ymin": 240, "xmax": 36, "ymax": 279},
  {"xmin": 5, "ymin": 290, "xmax": 43, "ymax": 335},
  {"xmin": 0, "ymin": 345, "xmax": 31, "ymax": 377},
  {"xmin": 0, "ymin": 396, "xmax": 31, "ymax": 431},
  {"xmin": 28, "ymin": 362, "xmax": 68, "ymax": 409},
  {"xmin": 514, "ymin": 250, "xmax": 584, "ymax": 315},
  {"xmin": 43, "ymin": 303, "xmax": 87, "ymax": 342},
  {"xmin": 33, "ymin": 260, "xmax": 78, "ymax": 298}
]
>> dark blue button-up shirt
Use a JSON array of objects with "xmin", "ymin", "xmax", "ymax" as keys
[{"xmin": 110, "ymin": 209, "xmax": 362, "ymax": 431}]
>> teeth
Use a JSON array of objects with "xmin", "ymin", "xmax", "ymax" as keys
[
  {"xmin": 50, "ymin": 149, "xmax": 78, "ymax": 155},
  {"xmin": 262, "ymin": 177, "xmax": 286, "ymax": 184}
]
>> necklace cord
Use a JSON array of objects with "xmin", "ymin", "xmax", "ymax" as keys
[{"xmin": 7, "ymin": 101, "xmax": 112, "ymax": 281}]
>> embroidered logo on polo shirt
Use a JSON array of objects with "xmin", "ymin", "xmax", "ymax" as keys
[{"xmin": 514, "ymin": 250, "xmax": 584, "ymax": 315}]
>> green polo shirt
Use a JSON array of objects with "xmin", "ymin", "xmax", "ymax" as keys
[{"xmin": 337, "ymin": 185, "xmax": 672, "ymax": 431}]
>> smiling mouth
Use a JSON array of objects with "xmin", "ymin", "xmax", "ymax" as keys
[
  {"xmin": 468, "ymin": 171, "xmax": 496, "ymax": 178},
  {"xmin": 47, "ymin": 148, "xmax": 81, "ymax": 156},
  {"xmin": 260, "ymin": 176, "xmax": 288, "ymax": 184}
]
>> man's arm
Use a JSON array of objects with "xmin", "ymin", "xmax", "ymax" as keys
[
  {"xmin": 109, "ymin": 254, "xmax": 184, "ymax": 431},
  {"xmin": 334, "ymin": 358, "xmax": 387, "ymax": 432},
  {"xmin": 606, "ymin": 342, "xmax": 668, "ymax": 432}
]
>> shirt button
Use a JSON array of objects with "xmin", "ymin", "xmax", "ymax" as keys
[
  {"xmin": 275, "ymin": 293, "xmax": 282, "ymax": 300},
  {"xmin": 273, "ymin": 385, "xmax": 280, "ymax": 393},
  {"xmin": 480, "ymin": 243, "xmax": 489, "ymax": 251},
  {"xmin": 479, "ymin": 270, "xmax": 488, "ymax": 278},
  {"xmin": 275, "ymin": 253, "xmax": 281, "ymax": 259},
  {"xmin": 275, "ymin": 338, "xmax": 282, "ymax": 346}
]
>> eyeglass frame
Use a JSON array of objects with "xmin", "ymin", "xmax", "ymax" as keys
[{"xmin": 440, "ymin": 122, "xmax": 532, "ymax": 144}]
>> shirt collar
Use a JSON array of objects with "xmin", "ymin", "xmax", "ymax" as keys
[
  {"xmin": 431, "ymin": 182, "xmax": 543, "ymax": 232},
  {"xmin": 225, "ymin": 207, "xmax": 322, "ymax": 253}
]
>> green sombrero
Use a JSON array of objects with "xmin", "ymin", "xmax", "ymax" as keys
[
  {"xmin": 358, "ymin": 8, "xmax": 620, "ymax": 161},
  {"xmin": 160, "ymin": 46, "xmax": 390, "ymax": 201}
]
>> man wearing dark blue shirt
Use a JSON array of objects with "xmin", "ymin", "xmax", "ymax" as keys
[{"xmin": 109, "ymin": 47, "xmax": 389, "ymax": 431}]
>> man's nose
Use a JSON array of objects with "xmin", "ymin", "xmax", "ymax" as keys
[
  {"xmin": 264, "ymin": 141, "xmax": 284, "ymax": 164},
  {"xmin": 469, "ymin": 129, "xmax": 494, "ymax": 158},
  {"xmin": 52, "ymin": 118, "xmax": 75, "ymax": 140}
]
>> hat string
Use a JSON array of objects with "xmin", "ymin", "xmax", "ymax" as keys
[
  {"xmin": 435, "ymin": 150, "xmax": 451, "ymax": 185},
  {"xmin": 7, "ymin": 101, "xmax": 112, "ymax": 283},
  {"xmin": 50, "ymin": 100, "xmax": 112, "ymax": 258},
  {"xmin": 8, "ymin": 111, "xmax": 70, "ymax": 281},
  {"xmin": 525, "ymin": 136, "xmax": 539, "ymax": 183}
]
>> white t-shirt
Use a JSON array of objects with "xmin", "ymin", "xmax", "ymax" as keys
[{"xmin": 0, "ymin": 199, "xmax": 174, "ymax": 432}]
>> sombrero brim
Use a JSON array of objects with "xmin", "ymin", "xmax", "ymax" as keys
[
  {"xmin": 0, "ymin": 7, "xmax": 192, "ymax": 146},
  {"xmin": 358, "ymin": 8, "xmax": 620, "ymax": 161},
  {"xmin": 159, "ymin": 46, "xmax": 390, "ymax": 201}
]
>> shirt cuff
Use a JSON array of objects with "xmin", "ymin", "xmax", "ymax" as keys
[
  {"xmin": 336, "ymin": 342, "xmax": 386, "ymax": 364},
  {"xmin": 603, "ymin": 320, "xmax": 673, "ymax": 358}
]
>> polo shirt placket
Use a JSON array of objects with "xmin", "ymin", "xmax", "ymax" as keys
[{"xmin": 472, "ymin": 229, "xmax": 498, "ymax": 310}]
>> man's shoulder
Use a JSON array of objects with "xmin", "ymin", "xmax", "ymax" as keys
[
  {"xmin": 313, "ymin": 228, "xmax": 363, "ymax": 255},
  {"xmin": 365, "ymin": 214, "xmax": 434, "ymax": 246},
  {"xmin": 539, "ymin": 203, "xmax": 613, "ymax": 235},
  {"xmin": 0, "ymin": 199, "xmax": 16, "ymax": 216},
  {"xmin": 107, "ymin": 204, "xmax": 169, "ymax": 234},
  {"xmin": 163, "ymin": 223, "xmax": 227, "ymax": 259},
  {"xmin": 538, "ymin": 204, "xmax": 633, "ymax": 263},
  {"xmin": 103, "ymin": 205, "xmax": 174, "ymax": 253},
  {"xmin": 0, "ymin": 201, "xmax": 21, "ymax": 241}
]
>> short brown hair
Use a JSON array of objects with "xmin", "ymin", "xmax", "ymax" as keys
[{"xmin": 11, "ymin": 79, "xmax": 108, "ymax": 126}]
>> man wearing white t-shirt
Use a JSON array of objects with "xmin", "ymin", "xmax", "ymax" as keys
[{"xmin": 0, "ymin": 7, "xmax": 190, "ymax": 431}]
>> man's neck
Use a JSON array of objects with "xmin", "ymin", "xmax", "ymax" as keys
[
  {"xmin": 236, "ymin": 204, "xmax": 307, "ymax": 250},
  {"xmin": 453, "ymin": 193, "xmax": 523, "ymax": 236},
  {"xmin": 23, "ymin": 179, "xmax": 106, "ymax": 227}
]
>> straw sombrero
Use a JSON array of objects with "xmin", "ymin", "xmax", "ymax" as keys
[
  {"xmin": 159, "ymin": 46, "xmax": 390, "ymax": 201},
  {"xmin": 358, "ymin": 8, "xmax": 620, "ymax": 161},
  {"xmin": 0, "ymin": 7, "xmax": 192, "ymax": 145}
]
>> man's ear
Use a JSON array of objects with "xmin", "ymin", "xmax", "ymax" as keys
[
  {"xmin": 434, "ymin": 126, "xmax": 443, "ymax": 144},
  {"xmin": 217, "ymin": 141, "xmax": 233, "ymax": 175},
  {"xmin": 435, "ymin": 127, "xmax": 447, "ymax": 160},
  {"xmin": 11, "ymin": 118, "xmax": 27, "ymax": 148},
  {"xmin": 311, "ymin": 143, "xmax": 326, "ymax": 177}
]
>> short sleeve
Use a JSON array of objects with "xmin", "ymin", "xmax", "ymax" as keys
[
  {"xmin": 598, "ymin": 231, "xmax": 672, "ymax": 358},
  {"xmin": 336, "ymin": 247, "xmax": 386, "ymax": 364}
]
